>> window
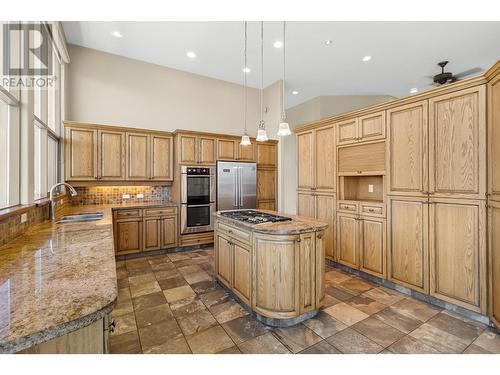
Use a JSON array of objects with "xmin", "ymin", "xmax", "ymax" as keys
[{"xmin": 0, "ymin": 101, "xmax": 9, "ymax": 207}]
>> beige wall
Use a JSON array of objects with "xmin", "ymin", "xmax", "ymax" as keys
[
  {"xmin": 66, "ymin": 44, "xmax": 284, "ymax": 138},
  {"xmin": 282, "ymin": 94, "xmax": 395, "ymax": 214}
]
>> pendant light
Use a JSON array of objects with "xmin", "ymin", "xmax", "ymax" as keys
[
  {"xmin": 256, "ymin": 21, "xmax": 269, "ymax": 142},
  {"xmin": 240, "ymin": 21, "xmax": 251, "ymax": 146},
  {"xmin": 277, "ymin": 21, "xmax": 292, "ymax": 137}
]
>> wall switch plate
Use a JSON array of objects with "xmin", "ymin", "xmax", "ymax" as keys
[
  {"xmin": 368, "ymin": 184, "xmax": 374, "ymax": 193},
  {"xmin": 20, "ymin": 213, "xmax": 28, "ymax": 224},
  {"xmin": 137, "ymin": 193, "xmax": 144, "ymax": 199},
  {"xmin": 122, "ymin": 194, "xmax": 130, "ymax": 199}
]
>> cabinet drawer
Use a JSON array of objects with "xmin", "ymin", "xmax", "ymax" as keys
[
  {"xmin": 338, "ymin": 141, "xmax": 385, "ymax": 174},
  {"xmin": 218, "ymin": 222, "xmax": 251, "ymax": 245},
  {"xmin": 337, "ymin": 201, "xmax": 358, "ymax": 213},
  {"xmin": 114, "ymin": 209, "xmax": 142, "ymax": 219},
  {"xmin": 360, "ymin": 203, "xmax": 385, "ymax": 217},
  {"xmin": 143, "ymin": 207, "xmax": 177, "ymax": 217}
]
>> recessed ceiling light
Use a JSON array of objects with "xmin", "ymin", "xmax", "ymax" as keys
[
  {"xmin": 186, "ymin": 51, "xmax": 197, "ymax": 59},
  {"xmin": 324, "ymin": 40, "xmax": 333, "ymax": 45},
  {"xmin": 291, "ymin": 90, "xmax": 299, "ymax": 95},
  {"xmin": 273, "ymin": 41, "xmax": 283, "ymax": 48},
  {"xmin": 410, "ymin": 88, "xmax": 418, "ymax": 94},
  {"xmin": 111, "ymin": 31, "xmax": 123, "ymax": 38},
  {"xmin": 242, "ymin": 67, "xmax": 251, "ymax": 73},
  {"xmin": 362, "ymin": 56, "xmax": 372, "ymax": 62}
]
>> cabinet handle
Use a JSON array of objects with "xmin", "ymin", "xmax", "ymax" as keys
[
  {"xmin": 296, "ymin": 238, "xmax": 301, "ymax": 243},
  {"xmin": 317, "ymin": 233, "xmax": 323, "ymax": 239},
  {"xmin": 368, "ymin": 208, "xmax": 374, "ymax": 212},
  {"xmin": 357, "ymin": 171, "xmax": 362, "ymax": 174},
  {"xmin": 228, "ymin": 230, "xmax": 233, "ymax": 234}
]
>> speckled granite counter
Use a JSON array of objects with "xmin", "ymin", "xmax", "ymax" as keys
[
  {"xmin": 0, "ymin": 201, "xmax": 175, "ymax": 353},
  {"xmin": 214, "ymin": 209, "xmax": 328, "ymax": 235}
]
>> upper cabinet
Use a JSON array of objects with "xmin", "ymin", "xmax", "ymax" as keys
[
  {"xmin": 177, "ymin": 133, "xmax": 216, "ymax": 165},
  {"xmin": 65, "ymin": 123, "xmax": 173, "ymax": 183},
  {"xmin": 217, "ymin": 138, "xmax": 256, "ymax": 162},
  {"xmin": 256, "ymin": 143, "xmax": 277, "ymax": 168},
  {"xmin": 337, "ymin": 141, "xmax": 385, "ymax": 176},
  {"xmin": 387, "ymin": 101, "xmax": 428, "ymax": 196},
  {"xmin": 336, "ymin": 111, "xmax": 386, "ymax": 146},
  {"xmin": 297, "ymin": 124, "xmax": 335, "ymax": 193},
  {"xmin": 429, "ymin": 86, "xmax": 486, "ymax": 199},
  {"xmin": 238, "ymin": 142, "xmax": 256, "ymax": 161},
  {"xmin": 488, "ymin": 67, "xmax": 500, "ymax": 202}
]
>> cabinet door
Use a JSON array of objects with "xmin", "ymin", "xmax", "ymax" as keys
[
  {"xmin": 297, "ymin": 192, "xmax": 315, "ymax": 219},
  {"xmin": 98, "ymin": 129, "xmax": 125, "ymax": 180},
  {"xmin": 126, "ymin": 132, "xmax": 149, "ymax": 180},
  {"xmin": 489, "ymin": 201, "xmax": 500, "ymax": 328},
  {"xmin": 257, "ymin": 200, "xmax": 275, "ymax": 211},
  {"xmin": 238, "ymin": 142, "xmax": 255, "ymax": 161},
  {"xmin": 256, "ymin": 143, "xmax": 277, "ymax": 168},
  {"xmin": 315, "ymin": 194, "xmax": 335, "ymax": 260},
  {"xmin": 150, "ymin": 135, "xmax": 173, "ymax": 181},
  {"xmin": 429, "ymin": 199, "xmax": 486, "ymax": 313},
  {"xmin": 358, "ymin": 111, "xmax": 386, "ymax": 142},
  {"xmin": 257, "ymin": 169, "xmax": 276, "ymax": 201},
  {"xmin": 387, "ymin": 101, "xmax": 428, "ymax": 196},
  {"xmin": 297, "ymin": 131, "xmax": 314, "ymax": 190},
  {"xmin": 315, "ymin": 230, "xmax": 326, "ymax": 307},
  {"xmin": 360, "ymin": 217, "xmax": 385, "ymax": 278},
  {"xmin": 65, "ymin": 127, "xmax": 97, "ymax": 180},
  {"xmin": 488, "ymin": 73, "xmax": 500, "ymax": 201},
  {"xmin": 233, "ymin": 243, "xmax": 251, "ymax": 305},
  {"xmin": 161, "ymin": 216, "xmax": 178, "ymax": 249},
  {"xmin": 387, "ymin": 197, "xmax": 429, "ymax": 293},
  {"xmin": 216, "ymin": 235, "xmax": 233, "ymax": 288},
  {"xmin": 336, "ymin": 213, "xmax": 359, "ymax": 269},
  {"xmin": 315, "ymin": 125, "xmax": 336, "ymax": 192},
  {"xmin": 299, "ymin": 232, "xmax": 316, "ymax": 314},
  {"xmin": 429, "ymin": 86, "xmax": 486, "ymax": 199},
  {"xmin": 178, "ymin": 134, "xmax": 198, "ymax": 164},
  {"xmin": 336, "ymin": 118, "xmax": 358, "ymax": 145},
  {"xmin": 143, "ymin": 217, "xmax": 161, "ymax": 251},
  {"xmin": 114, "ymin": 219, "xmax": 142, "ymax": 254},
  {"xmin": 217, "ymin": 138, "xmax": 237, "ymax": 160},
  {"xmin": 199, "ymin": 136, "xmax": 216, "ymax": 164},
  {"xmin": 338, "ymin": 141, "xmax": 385, "ymax": 175}
]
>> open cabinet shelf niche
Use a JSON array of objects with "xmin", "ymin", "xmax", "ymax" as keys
[{"xmin": 339, "ymin": 175, "xmax": 384, "ymax": 202}]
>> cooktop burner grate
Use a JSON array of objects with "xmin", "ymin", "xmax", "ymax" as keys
[{"xmin": 220, "ymin": 210, "xmax": 292, "ymax": 224}]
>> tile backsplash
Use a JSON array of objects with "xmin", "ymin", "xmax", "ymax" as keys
[
  {"xmin": 0, "ymin": 204, "xmax": 49, "ymax": 247},
  {"xmin": 71, "ymin": 186, "xmax": 171, "ymax": 205}
]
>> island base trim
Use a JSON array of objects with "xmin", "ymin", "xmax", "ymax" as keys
[{"xmin": 254, "ymin": 309, "xmax": 319, "ymax": 327}]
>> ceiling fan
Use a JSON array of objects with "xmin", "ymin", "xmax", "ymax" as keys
[{"xmin": 428, "ymin": 61, "xmax": 483, "ymax": 86}]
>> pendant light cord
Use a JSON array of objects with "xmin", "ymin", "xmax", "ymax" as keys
[
  {"xmin": 259, "ymin": 21, "xmax": 265, "ymax": 130},
  {"xmin": 244, "ymin": 21, "xmax": 247, "ymax": 135},
  {"xmin": 282, "ymin": 21, "xmax": 286, "ymax": 122}
]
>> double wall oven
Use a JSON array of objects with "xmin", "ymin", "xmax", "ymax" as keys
[{"xmin": 180, "ymin": 166, "xmax": 216, "ymax": 234}]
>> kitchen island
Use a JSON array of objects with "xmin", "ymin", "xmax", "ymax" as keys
[{"xmin": 214, "ymin": 210, "xmax": 328, "ymax": 327}]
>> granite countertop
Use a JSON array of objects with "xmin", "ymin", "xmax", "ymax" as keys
[
  {"xmin": 0, "ymin": 201, "xmax": 176, "ymax": 353},
  {"xmin": 215, "ymin": 210, "xmax": 329, "ymax": 235}
]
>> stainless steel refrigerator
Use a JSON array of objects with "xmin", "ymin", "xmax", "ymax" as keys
[{"xmin": 216, "ymin": 161, "xmax": 257, "ymax": 210}]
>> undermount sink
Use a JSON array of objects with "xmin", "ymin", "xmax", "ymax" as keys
[{"xmin": 56, "ymin": 212, "xmax": 104, "ymax": 224}]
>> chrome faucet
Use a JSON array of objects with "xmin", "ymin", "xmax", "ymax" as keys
[{"xmin": 49, "ymin": 182, "xmax": 78, "ymax": 220}]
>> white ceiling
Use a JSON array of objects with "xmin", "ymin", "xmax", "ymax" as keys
[{"xmin": 63, "ymin": 21, "xmax": 500, "ymax": 108}]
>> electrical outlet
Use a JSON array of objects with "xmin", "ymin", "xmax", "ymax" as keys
[
  {"xmin": 368, "ymin": 184, "xmax": 374, "ymax": 193},
  {"xmin": 20, "ymin": 213, "xmax": 28, "ymax": 224},
  {"xmin": 122, "ymin": 194, "xmax": 130, "ymax": 199},
  {"xmin": 59, "ymin": 199, "xmax": 64, "ymax": 205},
  {"xmin": 137, "ymin": 193, "xmax": 144, "ymax": 199}
]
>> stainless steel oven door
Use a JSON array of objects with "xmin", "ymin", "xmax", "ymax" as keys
[
  {"xmin": 180, "ymin": 202, "xmax": 215, "ymax": 234},
  {"xmin": 180, "ymin": 167, "xmax": 216, "ymax": 204}
]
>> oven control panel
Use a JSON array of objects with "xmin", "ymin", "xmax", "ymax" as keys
[{"xmin": 186, "ymin": 168, "xmax": 210, "ymax": 175}]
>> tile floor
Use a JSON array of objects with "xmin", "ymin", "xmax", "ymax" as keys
[{"xmin": 110, "ymin": 248, "xmax": 500, "ymax": 354}]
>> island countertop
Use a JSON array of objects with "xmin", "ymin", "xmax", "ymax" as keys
[
  {"xmin": 214, "ymin": 210, "xmax": 328, "ymax": 235},
  {"xmin": 0, "ymin": 201, "xmax": 175, "ymax": 353}
]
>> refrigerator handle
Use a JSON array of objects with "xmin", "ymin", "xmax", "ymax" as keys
[
  {"xmin": 233, "ymin": 167, "xmax": 238, "ymax": 208},
  {"xmin": 239, "ymin": 166, "xmax": 244, "ymax": 207}
]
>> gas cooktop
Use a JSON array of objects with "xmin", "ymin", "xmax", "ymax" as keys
[{"xmin": 220, "ymin": 210, "xmax": 292, "ymax": 224}]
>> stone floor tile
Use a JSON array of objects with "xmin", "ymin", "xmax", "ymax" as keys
[
  {"xmin": 127, "ymin": 266, "xmax": 154, "ymax": 277},
  {"xmin": 151, "ymin": 262, "xmax": 176, "ymax": 272},
  {"xmin": 177, "ymin": 308, "xmax": 218, "ymax": 336},
  {"xmin": 138, "ymin": 319, "xmax": 183, "ymax": 352},
  {"xmin": 186, "ymin": 325, "xmax": 235, "ymax": 354},
  {"xmin": 112, "ymin": 312, "xmax": 137, "ymax": 336},
  {"xmin": 472, "ymin": 330, "xmax": 500, "ymax": 353},
  {"xmin": 128, "ymin": 273, "xmax": 157, "ymax": 285},
  {"xmin": 298, "ymin": 340, "xmax": 341, "ymax": 354},
  {"xmin": 158, "ymin": 275, "xmax": 188, "ymax": 290},
  {"xmin": 183, "ymin": 270, "xmax": 212, "ymax": 285},
  {"xmin": 388, "ymin": 335, "xmax": 440, "ymax": 354},
  {"xmin": 238, "ymin": 333, "xmax": 290, "ymax": 354},
  {"xmin": 154, "ymin": 268, "xmax": 181, "ymax": 281},
  {"xmin": 409, "ymin": 323, "xmax": 470, "ymax": 353},
  {"xmin": 217, "ymin": 345, "xmax": 242, "ymax": 354},
  {"xmin": 170, "ymin": 297, "xmax": 205, "ymax": 318},
  {"xmin": 273, "ymin": 324, "xmax": 323, "ymax": 353},
  {"xmin": 325, "ymin": 269, "xmax": 352, "ymax": 284},
  {"xmin": 143, "ymin": 336, "xmax": 192, "ymax": 354},
  {"xmin": 117, "ymin": 278, "xmax": 129, "ymax": 289},
  {"xmin": 324, "ymin": 302, "xmax": 369, "ymax": 326},
  {"xmin": 325, "ymin": 286, "xmax": 356, "ymax": 301},
  {"xmin": 390, "ymin": 298, "xmax": 441, "ymax": 322},
  {"xmin": 130, "ymin": 280, "xmax": 162, "ymax": 298},
  {"xmin": 463, "ymin": 344, "xmax": 493, "ymax": 354},
  {"xmin": 147, "ymin": 255, "xmax": 171, "ymax": 266},
  {"xmin": 346, "ymin": 295, "xmax": 386, "ymax": 316},
  {"xmin": 163, "ymin": 285, "xmax": 196, "ymax": 303},
  {"xmin": 322, "ymin": 294, "xmax": 342, "ymax": 308},
  {"xmin": 302, "ymin": 311, "xmax": 348, "ymax": 339},
  {"xmin": 191, "ymin": 280, "xmax": 220, "ymax": 295},
  {"xmin": 112, "ymin": 295, "xmax": 134, "ymax": 317},
  {"xmin": 167, "ymin": 252, "xmax": 191, "ymax": 262},
  {"xmin": 373, "ymin": 307, "xmax": 422, "ymax": 334},
  {"xmin": 361, "ymin": 286, "xmax": 405, "ymax": 306},
  {"xmin": 337, "ymin": 277, "xmax": 375, "ymax": 295},
  {"xmin": 132, "ymin": 291, "xmax": 167, "ymax": 311},
  {"xmin": 109, "ymin": 330, "xmax": 142, "ymax": 354},
  {"xmin": 326, "ymin": 328, "xmax": 383, "ymax": 354},
  {"xmin": 351, "ymin": 316, "xmax": 405, "ymax": 347},
  {"xmin": 426, "ymin": 312, "xmax": 484, "ymax": 342},
  {"xmin": 221, "ymin": 315, "xmax": 271, "ymax": 344},
  {"xmin": 116, "ymin": 268, "xmax": 128, "ymax": 280},
  {"xmin": 177, "ymin": 264, "xmax": 203, "ymax": 276},
  {"xmin": 135, "ymin": 303, "xmax": 173, "ymax": 328},
  {"xmin": 210, "ymin": 300, "xmax": 249, "ymax": 324}
]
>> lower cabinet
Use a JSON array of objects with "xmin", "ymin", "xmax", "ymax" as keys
[
  {"xmin": 143, "ymin": 217, "xmax": 161, "ymax": 251},
  {"xmin": 232, "ymin": 243, "xmax": 251, "ymax": 305},
  {"xmin": 337, "ymin": 212, "xmax": 386, "ymax": 278},
  {"xmin": 489, "ymin": 200, "xmax": 500, "ymax": 328},
  {"xmin": 216, "ymin": 234, "xmax": 233, "ymax": 288},
  {"xmin": 114, "ymin": 219, "xmax": 143, "ymax": 254},
  {"xmin": 161, "ymin": 216, "xmax": 178, "ymax": 248}
]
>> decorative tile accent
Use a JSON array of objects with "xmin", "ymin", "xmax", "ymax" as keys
[{"xmin": 71, "ymin": 185, "xmax": 171, "ymax": 205}]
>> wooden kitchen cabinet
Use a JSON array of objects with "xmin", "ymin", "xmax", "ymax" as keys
[
  {"xmin": 126, "ymin": 132, "xmax": 173, "ymax": 181},
  {"xmin": 65, "ymin": 126, "xmax": 98, "ymax": 181},
  {"xmin": 337, "ymin": 118, "xmax": 358, "ymax": 145},
  {"xmin": 297, "ymin": 131, "xmax": 314, "ymax": 190},
  {"xmin": 98, "ymin": 129, "xmax": 125, "ymax": 180},
  {"xmin": 256, "ymin": 143, "xmax": 277, "ymax": 168},
  {"xmin": 216, "ymin": 234, "xmax": 233, "ymax": 288},
  {"xmin": 126, "ymin": 132, "xmax": 150, "ymax": 180},
  {"xmin": 177, "ymin": 132, "xmax": 216, "ymax": 165},
  {"xmin": 429, "ymin": 198, "xmax": 487, "ymax": 313},
  {"xmin": 232, "ymin": 242, "xmax": 251, "ymax": 305},
  {"xmin": 337, "ymin": 141, "xmax": 385, "ymax": 175},
  {"xmin": 387, "ymin": 196, "xmax": 429, "ymax": 293},
  {"xmin": 336, "ymin": 213, "xmax": 359, "ymax": 269},
  {"xmin": 257, "ymin": 200, "xmax": 275, "ymax": 211},
  {"xmin": 428, "ymin": 86, "xmax": 486, "ymax": 199},
  {"xmin": 336, "ymin": 111, "xmax": 385, "ymax": 146},
  {"xmin": 387, "ymin": 101, "xmax": 428, "ymax": 196},
  {"xmin": 297, "ymin": 192, "xmax": 316, "ymax": 218},
  {"xmin": 359, "ymin": 216, "xmax": 386, "ymax": 278},
  {"xmin": 238, "ymin": 142, "xmax": 255, "ymax": 161},
  {"xmin": 143, "ymin": 217, "xmax": 162, "ymax": 251},
  {"xmin": 488, "ymin": 68, "xmax": 500, "ymax": 202},
  {"xmin": 150, "ymin": 135, "xmax": 173, "ymax": 181},
  {"xmin": 199, "ymin": 136, "xmax": 216, "ymax": 164},
  {"xmin": 217, "ymin": 138, "xmax": 237, "ymax": 160},
  {"xmin": 257, "ymin": 169, "xmax": 276, "ymax": 201},
  {"xmin": 161, "ymin": 216, "xmax": 178, "ymax": 249},
  {"xmin": 114, "ymin": 218, "xmax": 143, "ymax": 254},
  {"xmin": 299, "ymin": 232, "xmax": 317, "ymax": 314},
  {"xmin": 488, "ymin": 200, "xmax": 500, "ymax": 328},
  {"xmin": 178, "ymin": 134, "xmax": 198, "ymax": 164}
]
